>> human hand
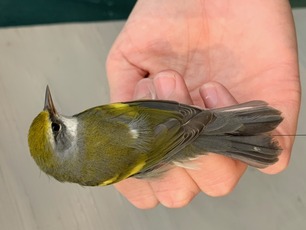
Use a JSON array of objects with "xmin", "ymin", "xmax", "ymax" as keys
[{"xmin": 106, "ymin": 0, "xmax": 301, "ymax": 208}]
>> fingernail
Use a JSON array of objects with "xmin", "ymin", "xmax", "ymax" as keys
[
  {"xmin": 154, "ymin": 74, "xmax": 176, "ymax": 99},
  {"xmin": 200, "ymin": 83, "xmax": 218, "ymax": 108},
  {"xmin": 134, "ymin": 78, "xmax": 156, "ymax": 99}
]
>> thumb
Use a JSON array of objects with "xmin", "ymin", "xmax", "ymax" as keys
[
  {"xmin": 106, "ymin": 52, "xmax": 147, "ymax": 102},
  {"xmin": 133, "ymin": 70, "xmax": 193, "ymax": 104}
]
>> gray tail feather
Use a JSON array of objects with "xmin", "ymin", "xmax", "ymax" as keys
[
  {"xmin": 205, "ymin": 100, "xmax": 283, "ymax": 135},
  {"xmin": 194, "ymin": 101, "xmax": 283, "ymax": 168},
  {"xmin": 194, "ymin": 135, "xmax": 281, "ymax": 168}
]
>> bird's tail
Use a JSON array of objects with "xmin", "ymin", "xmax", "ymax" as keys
[{"xmin": 192, "ymin": 101, "xmax": 283, "ymax": 168}]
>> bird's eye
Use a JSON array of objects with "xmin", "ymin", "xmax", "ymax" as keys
[{"xmin": 51, "ymin": 122, "xmax": 61, "ymax": 132}]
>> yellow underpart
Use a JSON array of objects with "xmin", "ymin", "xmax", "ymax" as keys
[
  {"xmin": 126, "ymin": 160, "xmax": 146, "ymax": 178},
  {"xmin": 99, "ymin": 161, "xmax": 146, "ymax": 186},
  {"xmin": 108, "ymin": 103, "xmax": 129, "ymax": 109},
  {"xmin": 100, "ymin": 174, "xmax": 120, "ymax": 186}
]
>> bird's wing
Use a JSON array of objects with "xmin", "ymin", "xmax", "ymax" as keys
[{"xmin": 123, "ymin": 100, "xmax": 215, "ymax": 177}]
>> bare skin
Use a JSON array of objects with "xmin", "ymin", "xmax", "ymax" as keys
[{"xmin": 106, "ymin": 0, "xmax": 300, "ymax": 209}]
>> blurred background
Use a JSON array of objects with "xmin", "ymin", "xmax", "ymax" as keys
[{"xmin": 0, "ymin": 1, "xmax": 305, "ymax": 230}]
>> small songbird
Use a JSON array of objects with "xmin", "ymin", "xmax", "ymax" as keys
[{"xmin": 28, "ymin": 86, "xmax": 283, "ymax": 186}]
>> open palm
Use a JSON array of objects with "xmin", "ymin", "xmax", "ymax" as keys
[{"xmin": 106, "ymin": 0, "xmax": 300, "ymax": 209}]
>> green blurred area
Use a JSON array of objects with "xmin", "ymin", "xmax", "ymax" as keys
[
  {"xmin": 0, "ymin": 0, "xmax": 304, "ymax": 27},
  {"xmin": 290, "ymin": 0, "xmax": 306, "ymax": 7},
  {"xmin": 0, "ymin": 0, "xmax": 136, "ymax": 27}
]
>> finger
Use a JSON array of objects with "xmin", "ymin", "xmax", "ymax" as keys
[
  {"xmin": 148, "ymin": 167, "xmax": 199, "ymax": 208},
  {"xmin": 148, "ymin": 70, "xmax": 200, "ymax": 208},
  {"xmin": 106, "ymin": 50, "xmax": 147, "ymax": 102},
  {"xmin": 200, "ymin": 81, "xmax": 238, "ymax": 108},
  {"xmin": 187, "ymin": 82, "xmax": 247, "ymax": 197},
  {"xmin": 134, "ymin": 69, "xmax": 193, "ymax": 102},
  {"xmin": 114, "ymin": 178, "xmax": 159, "ymax": 209},
  {"xmin": 134, "ymin": 78, "xmax": 156, "ymax": 100},
  {"xmin": 153, "ymin": 70, "xmax": 193, "ymax": 101}
]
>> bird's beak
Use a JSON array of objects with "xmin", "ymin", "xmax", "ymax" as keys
[{"xmin": 44, "ymin": 85, "xmax": 57, "ymax": 115}]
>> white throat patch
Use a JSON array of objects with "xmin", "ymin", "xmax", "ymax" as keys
[
  {"xmin": 61, "ymin": 116, "xmax": 78, "ymax": 138},
  {"xmin": 57, "ymin": 116, "xmax": 79, "ymax": 158}
]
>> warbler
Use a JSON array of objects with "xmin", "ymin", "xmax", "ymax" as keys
[{"xmin": 28, "ymin": 86, "xmax": 283, "ymax": 186}]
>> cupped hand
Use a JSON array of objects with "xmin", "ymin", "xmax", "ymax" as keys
[{"xmin": 106, "ymin": 0, "xmax": 301, "ymax": 208}]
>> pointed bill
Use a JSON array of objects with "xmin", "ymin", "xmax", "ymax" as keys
[{"xmin": 44, "ymin": 85, "xmax": 57, "ymax": 115}]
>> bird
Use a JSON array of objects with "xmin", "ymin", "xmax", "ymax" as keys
[{"xmin": 28, "ymin": 86, "xmax": 283, "ymax": 186}]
